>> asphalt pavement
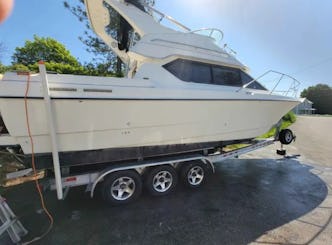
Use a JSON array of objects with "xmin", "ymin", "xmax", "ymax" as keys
[{"xmin": 290, "ymin": 115, "xmax": 332, "ymax": 167}]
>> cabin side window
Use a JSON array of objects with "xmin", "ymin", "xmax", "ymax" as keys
[
  {"xmin": 190, "ymin": 62, "xmax": 212, "ymax": 84},
  {"xmin": 163, "ymin": 59, "xmax": 211, "ymax": 84},
  {"xmin": 240, "ymin": 71, "xmax": 267, "ymax": 90},
  {"xmin": 163, "ymin": 59, "xmax": 266, "ymax": 90},
  {"xmin": 212, "ymin": 66, "xmax": 242, "ymax": 86},
  {"xmin": 164, "ymin": 59, "xmax": 191, "ymax": 81}
]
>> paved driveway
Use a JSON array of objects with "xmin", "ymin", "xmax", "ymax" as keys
[{"xmin": 290, "ymin": 115, "xmax": 332, "ymax": 167}]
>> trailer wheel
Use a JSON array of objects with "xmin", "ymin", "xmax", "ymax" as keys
[
  {"xmin": 101, "ymin": 170, "xmax": 142, "ymax": 205},
  {"xmin": 181, "ymin": 161, "xmax": 206, "ymax": 188},
  {"xmin": 145, "ymin": 165, "xmax": 178, "ymax": 196},
  {"xmin": 279, "ymin": 129, "xmax": 294, "ymax": 145}
]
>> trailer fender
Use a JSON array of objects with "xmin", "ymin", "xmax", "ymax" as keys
[
  {"xmin": 90, "ymin": 166, "xmax": 139, "ymax": 198},
  {"xmin": 201, "ymin": 158, "xmax": 215, "ymax": 173}
]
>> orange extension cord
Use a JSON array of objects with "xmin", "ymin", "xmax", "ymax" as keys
[{"xmin": 21, "ymin": 72, "xmax": 54, "ymax": 244}]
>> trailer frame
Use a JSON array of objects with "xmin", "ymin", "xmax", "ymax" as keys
[{"xmin": 47, "ymin": 137, "xmax": 279, "ymax": 200}]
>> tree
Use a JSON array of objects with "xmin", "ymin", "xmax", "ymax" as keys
[
  {"xmin": 0, "ymin": 63, "xmax": 7, "ymax": 73},
  {"xmin": 12, "ymin": 35, "xmax": 79, "ymax": 66},
  {"xmin": 0, "ymin": 42, "xmax": 9, "ymax": 73},
  {"xmin": 10, "ymin": 36, "xmax": 114, "ymax": 76},
  {"xmin": 64, "ymin": 0, "xmax": 155, "ymax": 76},
  {"xmin": 65, "ymin": 0, "xmax": 119, "ymax": 74},
  {"xmin": 0, "ymin": 41, "xmax": 6, "ymax": 61},
  {"xmin": 301, "ymin": 84, "xmax": 332, "ymax": 114}
]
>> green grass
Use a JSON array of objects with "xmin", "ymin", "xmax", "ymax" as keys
[
  {"xmin": 259, "ymin": 111, "xmax": 296, "ymax": 138},
  {"xmin": 259, "ymin": 120, "xmax": 293, "ymax": 139},
  {"xmin": 223, "ymin": 143, "xmax": 250, "ymax": 151}
]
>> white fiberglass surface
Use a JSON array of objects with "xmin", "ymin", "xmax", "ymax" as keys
[{"xmin": 0, "ymin": 98, "xmax": 298, "ymax": 154}]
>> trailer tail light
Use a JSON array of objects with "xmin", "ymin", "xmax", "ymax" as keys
[{"xmin": 65, "ymin": 177, "xmax": 77, "ymax": 182}]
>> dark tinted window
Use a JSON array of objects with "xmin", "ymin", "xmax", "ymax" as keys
[
  {"xmin": 164, "ymin": 59, "xmax": 266, "ymax": 90},
  {"xmin": 164, "ymin": 59, "xmax": 191, "ymax": 81},
  {"xmin": 163, "ymin": 59, "xmax": 211, "ymax": 84},
  {"xmin": 190, "ymin": 62, "xmax": 211, "ymax": 84},
  {"xmin": 241, "ymin": 71, "xmax": 253, "ymax": 84},
  {"xmin": 212, "ymin": 66, "xmax": 242, "ymax": 86},
  {"xmin": 241, "ymin": 71, "xmax": 267, "ymax": 90}
]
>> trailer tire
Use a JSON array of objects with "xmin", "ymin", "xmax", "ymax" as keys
[
  {"xmin": 101, "ymin": 170, "xmax": 142, "ymax": 205},
  {"xmin": 279, "ymin": 129, "xmax": 294, "ymax": 145},
  {"xmin": 181, "ymin": 161, "xmax": 206, "ymax": 188},
  {"xmin": 145, "ymin": 165, "xmax": 178, "ymax": 196}
]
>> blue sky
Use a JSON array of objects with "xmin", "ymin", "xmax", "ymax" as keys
[
  {"xmin": 1, "ymin": 0, "xmax": 332, "ymax": 92},
  {"xmin": 0, "ymin": 0, "xmax": 92, "ymax": 64}
]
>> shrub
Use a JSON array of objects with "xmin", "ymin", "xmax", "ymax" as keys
[{"xmin": 282, "ymin": 111, "xmax": 296, "ymax": 123}]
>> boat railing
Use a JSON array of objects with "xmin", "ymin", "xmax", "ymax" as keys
[
  {"xmin": 189, "ymin": 28, "xmax": 224, "ymax": 43},
  {"xmin": 142, "ymin": 3, "xmax": 191, "ymax": 31},
  {"xmin": 238, "ymin": 70, "xmax": 301, "ymax": 98},
  {"xmin": 141, "ymin": 3, "xmax": 239, "ymax": 55},
  {"xmin": 189, "ymin": 29, "xmax": 238, "ymax": 55}
]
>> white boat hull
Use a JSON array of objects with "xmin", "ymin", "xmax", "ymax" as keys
[{"xmin": 0, "ymin": 97, "xmax": 297, "ymax": 154}]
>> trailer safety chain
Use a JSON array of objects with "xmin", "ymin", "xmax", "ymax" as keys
[{"xmin": 21, "ymin": 71, "xmax": 54, "ymax": 244}]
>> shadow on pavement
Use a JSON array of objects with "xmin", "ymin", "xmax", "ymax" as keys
[{"xmin": 1, "ymin": 158, "xmax": 328, "ymax": 245}]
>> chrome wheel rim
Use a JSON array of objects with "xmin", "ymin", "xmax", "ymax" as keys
[
  {"xmin": 188, "ymin": 166, "xmax": 204, "ymax": 186},
  {"xmin": 111, "ymin": 177, "xmax": 136, "ymax": 201},
  {"xmin": 152, "ymin": 171, "xmax": 173, "ymax": 192}
]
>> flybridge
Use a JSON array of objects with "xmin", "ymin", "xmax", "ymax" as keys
[
  {"xmin": 84, "ymin": 0, "xmax": 177, "ymax": 63},
  {"xmin": 84, "ymin": 0, "xmax": 243, "ymax": 69}
]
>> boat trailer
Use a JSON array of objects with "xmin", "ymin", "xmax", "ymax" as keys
[{"xmin": 41, "ymin": 134, "xmax": 294, "ymax": 205}]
